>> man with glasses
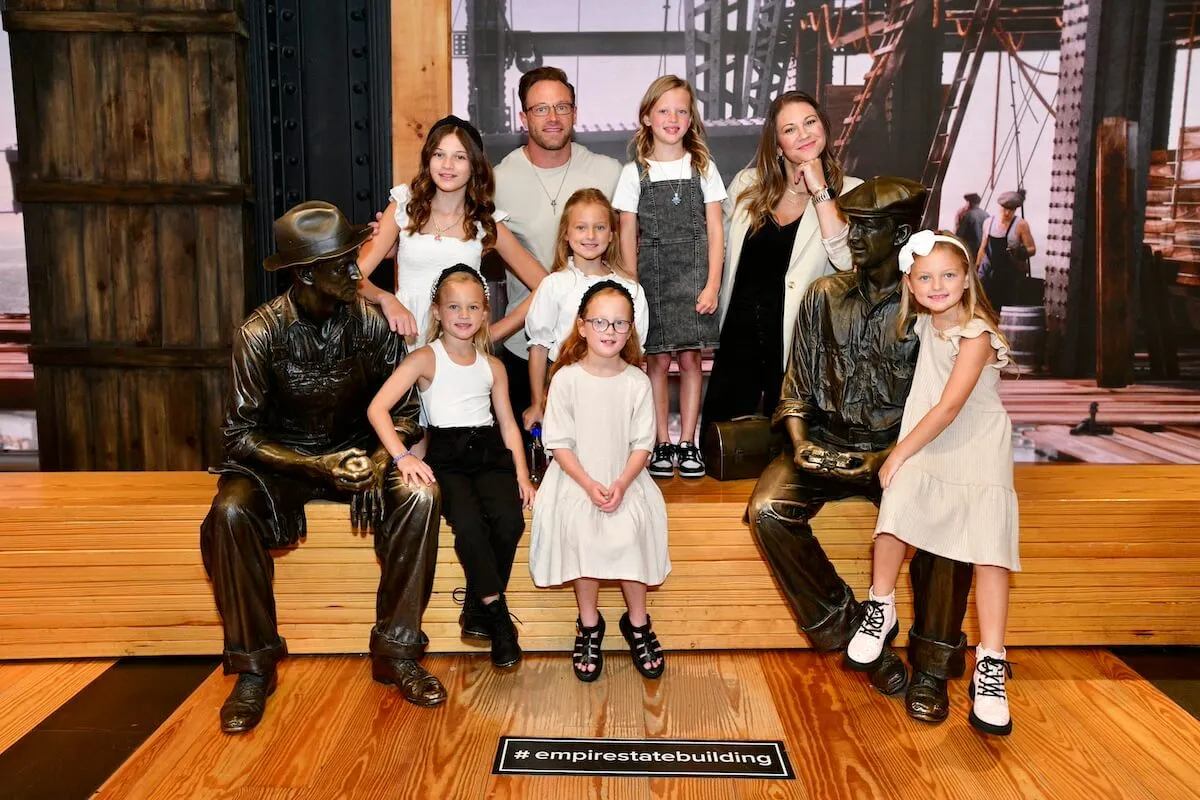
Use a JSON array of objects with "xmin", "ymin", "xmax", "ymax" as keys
[{"xmin": 493, "ymin": 66, "xmax": 622, "ymax": 421}]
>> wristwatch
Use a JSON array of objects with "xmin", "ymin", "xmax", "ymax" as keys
[{"xmin": 812, "ymin": 186, "xmax": 835, "ymax": 204}]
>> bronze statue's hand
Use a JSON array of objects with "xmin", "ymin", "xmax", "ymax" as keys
[
  {"xmin": 830, "ymin": 449, "xmax": 883, "ymax": 483},
  {"xmin": 322, "ymin": 448, "xmax": 375, "ymax": 492},
  {"xmin": 793, "ymin": 441, "xmax": 828, "ymax": 473}
]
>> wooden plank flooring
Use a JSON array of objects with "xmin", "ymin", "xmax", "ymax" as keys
[
  {"xmin": 83, "ymin": 650, "xmax": 1200, "ymax": 800},
  {"xmin": 0, "ymin": 659, "xmax": 114, "ymax": 752}
]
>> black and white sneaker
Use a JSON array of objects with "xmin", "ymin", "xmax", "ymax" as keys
[
  {"xmin": 676, "ymin": 441, "xmax": 706, "ymax": 479},
  {"xmin": 648, "ymin": 442, "xmax": 676, "ymax": 479}
]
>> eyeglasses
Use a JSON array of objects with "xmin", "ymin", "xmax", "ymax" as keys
[
  {"xmin": 584, "ymin": 317, "xmax": 632, "ymax": 334},
  {"xmin": 525, "ymin": 102, "xmax": 575, "ymax": 117}
]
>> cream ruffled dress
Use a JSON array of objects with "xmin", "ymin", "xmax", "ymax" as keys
[{"xmin": 874, "ymin": 314, "xmax": 1021, "ymax": 570}]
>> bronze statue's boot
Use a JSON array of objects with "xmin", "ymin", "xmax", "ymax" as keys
[
  {"xmin": 905, "ymin": 628, "xmax": 968, "ymax": 724},
  {"xmin": 482, "ymin": 594, "xmax": 522, "ymax": 668},
  {"xmin": 905, "ymin": 671, "xmax": 950, "ymax": 723},
  {"xmin": 456, "ymin": 585, "xmax": 490, "ymax": 641},
  {"xmin": 867, "ymin": 646, "xmax": 909, "ymax": 696},
  {"xmin": 219, "ymin": 670, "xmax": 277, "ymax": 734},
  {"xmin": 372, "ymin": 658, "xmax": 447, "ymax": 707}
]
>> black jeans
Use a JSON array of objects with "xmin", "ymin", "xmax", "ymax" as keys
[{"xmin": 425, "ymin": 425, "xmax": 525, "ymax": 599}]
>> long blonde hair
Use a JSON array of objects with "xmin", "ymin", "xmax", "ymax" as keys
[
  {"xmin": 897, "ymin": 231, "xmax": 1012, "ymax": 353},
  {"xmin": 550, "ymin": 189, "xmax": 633, "ymax": 278},
  {"xmin": 426, "ymin": 267, "xmax": 493, "ymax": 355},
  {"xmin": 550, "ymin": 283, "xmax": 644, "ymax": 380},
  {"xmin": 738, "ymin": 91, "xmax": 845, "ymax": 236},
  {"xmin": 629, "ymin": 75, "xmax": 711, "ymax": 174}
]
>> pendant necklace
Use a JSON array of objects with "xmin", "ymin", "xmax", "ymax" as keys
[
  {"xmin": 431, "ymin": 210, "xmax": 463, "ymax": 241},
  {"xmin": 530, "ymin": 153, "xmax": 572, "ymax": 211},
  {"xmin": 670, "ymin": 158, "xmax": 688, "ymax": 205}
]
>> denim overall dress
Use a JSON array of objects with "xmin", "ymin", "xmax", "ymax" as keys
[{"xmin": 635, "ymin": 166, "xmax": 721, "ymax": 354}]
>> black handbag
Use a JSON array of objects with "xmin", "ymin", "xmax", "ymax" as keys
[{"xmin": 702, "ymin": 415, "xmax": 787, "ymax": 481}]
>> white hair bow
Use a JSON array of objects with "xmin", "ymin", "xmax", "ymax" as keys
[{"xmin": 898, "ymin": 229, "xmax": 972, "ymax": 274}]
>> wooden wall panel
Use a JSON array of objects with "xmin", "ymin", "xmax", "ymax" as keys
[
  {"xmin": 390, "ymin": 0, "xmax": 452, "ymax": 183},
  {"xmin": 0, "ymin": 469, "xmax": 1197, "ymax": 659},
  {"xmin": 4, "ymin": 2, "xmax": 253, "ymax": 470}
]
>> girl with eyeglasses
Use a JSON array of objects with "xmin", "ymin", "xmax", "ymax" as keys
[
  {"xmin": 528, "ymin": 281, "xmax": 671, "ymax": 683},
  {"xmin": 521, "ymin": 188, "xmax": 649, "ymax": 431},
  {"xmin": 614, "ymin": 75, "xmax": 727, "ymax": 480}
]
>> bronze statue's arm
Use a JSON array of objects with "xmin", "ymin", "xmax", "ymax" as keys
[{"xmin": 223, "ymin": 324, "xmax": 359, "ymax": 484}]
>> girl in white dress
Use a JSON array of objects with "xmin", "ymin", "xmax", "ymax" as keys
[
  {"xmin": 844, "ymin": 230, "xmax": 1020, "ymax": 737},
  {"xmin": 522, "ymin": 188, "xmax": 649, "ymax": 431},
  {"xmin": 529, "ymin": 281, "xmax": 670, "ymax": 682},
  {"xmin": 355, "ymin": 115, "xmax": 546, "ymax": 348}
]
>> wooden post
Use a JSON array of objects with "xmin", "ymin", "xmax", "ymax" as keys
[
  {"xmin": 391, "ymin": 0, "xmax": 452, "ymax": 184},
  {"xmin": 1095, "ymin": 118, "xmax": 1136, "ymax": 388}
]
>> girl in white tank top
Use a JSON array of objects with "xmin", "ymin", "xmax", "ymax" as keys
[{"xmin": 368, "ymin": 266, "xmax": 536, "ymax": 670}]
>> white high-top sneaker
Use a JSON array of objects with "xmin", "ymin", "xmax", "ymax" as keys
[
  {"xmin": 969, "ymin": 645, "xmax": 1013, "ymax": 736},
  {"xmin": 844, "ymin": 587, "xmax": 898, "ymax": 671}
]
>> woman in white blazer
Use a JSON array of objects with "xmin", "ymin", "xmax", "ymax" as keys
[{"xmin": 701, "ymin": 90, "xmax": 862, "ymax": 439}]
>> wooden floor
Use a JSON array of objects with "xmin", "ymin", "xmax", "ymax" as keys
[
  {"xmin": 0, "ymin": 659, "xmax": 113, "ymax": 752},
  {"xmin": 998, "ymin": 378, "xmax": 1200, "ymax": 427},
  {"xmin": 47, "ymin": 649, "xmax": 1196, "ymax": 799}
]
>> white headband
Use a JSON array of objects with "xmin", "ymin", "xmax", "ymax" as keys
[{"xmin": 898, "ymin": 230, "xmax": 973, "ymax": 274}]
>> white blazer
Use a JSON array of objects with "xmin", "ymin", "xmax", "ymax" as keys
[{"xmin": 718, "ymin": 169, "xmax": 863, "ymax": 366}]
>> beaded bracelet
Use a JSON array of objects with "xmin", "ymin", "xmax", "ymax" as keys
[{"xmin": 393, "ymin": 451, "xmax": 414, "ymax": 468}]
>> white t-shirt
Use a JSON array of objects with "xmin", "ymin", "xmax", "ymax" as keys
[
  {"xmin": 493, "ymin": 142, "xmax": 622, "ymax": 359},
  {"xmin": 612, "ymin": 156, "xmax": 727, "ymax": 214},
  {"xmin": 524, "ymin": 260, "xmax": 650, "ymax": 362}
]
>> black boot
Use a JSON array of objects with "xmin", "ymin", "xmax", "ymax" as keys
[
  {"xmin": 482, "ymin": 594, "xmax": 521, "ymax": 668},
  {"xmin": 455, "ymin": 586, "xmax": 490, "ymax": 641},
  {"xmin": 219, "ymin": 670, "xmax": 277, "ymax": 734}
]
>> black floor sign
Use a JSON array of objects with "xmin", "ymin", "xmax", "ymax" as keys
[{"xmin": 493, "ymin": 736, "xmax": 795, "ymax": 779}]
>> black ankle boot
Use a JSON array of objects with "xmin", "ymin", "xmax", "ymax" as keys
[
  {"xmin": 482, "ymin": 595, "xmax": 521, "ymax": 668},
  {"xmin": 455, "ymin": 586, "xmax": 490, "ymax": 641}
]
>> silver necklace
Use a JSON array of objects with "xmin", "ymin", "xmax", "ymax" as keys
[
  {"xmin": 529, "ymin": 153, "xmax": 572, "ymax": 211},
  {"xmin": 670, "ymin": 158, "xmax": 688, "ymax": 205}
]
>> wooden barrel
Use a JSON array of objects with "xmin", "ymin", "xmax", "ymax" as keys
[
  {"xmin": 999, "ymin": 306, "xmax": 1046, "ymax": 374},
  {"xmin": 5, "ymin": 4, "xmax": 252, "ymax": 469}
]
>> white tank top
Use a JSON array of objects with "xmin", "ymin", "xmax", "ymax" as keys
[{"xmin": 419, "ymin": 339, "xmax": 495, "ymax": 427}]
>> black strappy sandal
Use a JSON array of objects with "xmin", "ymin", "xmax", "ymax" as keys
[
  {"xmin": 572, "ymin": 613, "xmax": 605, "ymax": 682},
  {"xmin": 619, "ymin": 611, "xmax": 665, "ymax": 679}
]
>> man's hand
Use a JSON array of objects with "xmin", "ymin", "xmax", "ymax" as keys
[{"xmin": 522, "ymin": 403, "xmax": 544, "ymax": 432}]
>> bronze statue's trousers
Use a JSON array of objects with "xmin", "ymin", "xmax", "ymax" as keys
[
  {"xmin": 748, "ymin": 454, "xmax": 973, "ymax": 679},
  {"xmin": 200, "ymin": 472, "xmax": 441, "ymax": 675}
]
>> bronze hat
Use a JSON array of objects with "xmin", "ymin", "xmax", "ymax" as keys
[
  {"xmin": 263, "ymin": 201, "xmax": 371, "ymax": 272},
  {"xmin": 837, "ymin": 176, "xmax": 927, "ymax": 223}
]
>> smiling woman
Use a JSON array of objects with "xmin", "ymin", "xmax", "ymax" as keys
[{"xmin": 701, "ymin": 91, "xmax": 863, "ymax": 442}]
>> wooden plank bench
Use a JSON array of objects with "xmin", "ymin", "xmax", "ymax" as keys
[{"xmin": 1, "ymin": 467, "xmax": 1198, "ymax": 660}]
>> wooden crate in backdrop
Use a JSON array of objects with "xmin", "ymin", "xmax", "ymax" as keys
[{"xmin": 3, "ymin": 1, "xmax": 253, "ymax": 470}]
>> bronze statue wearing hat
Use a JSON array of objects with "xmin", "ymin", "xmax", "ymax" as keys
[
  {"xmin": 200, "ymin": 201, "xmax": 446, "ymax": 735},
  {"xmin": 747, "ymin": 177, "xmax": 973, "ymax": 722}
]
